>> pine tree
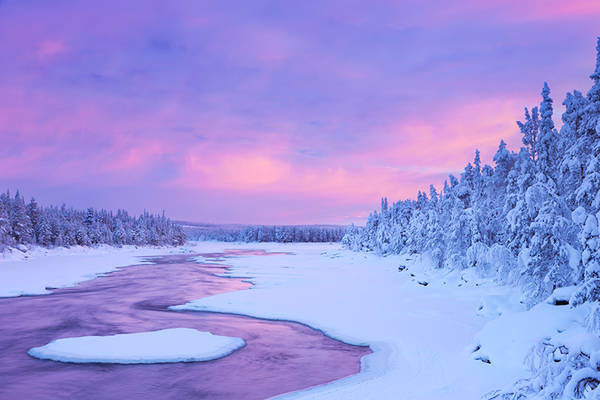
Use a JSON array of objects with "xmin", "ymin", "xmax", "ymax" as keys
[
  {"xmin": 478, "ymin": 164, "xmax": 498, "ymax": 244},
  {"xmin": 37, "ymin": 215, "xmax": 53, "ymax": 247},
  {"xmin": 424, "ymin": 186, "xmax": 443, "ymax": 267},
  {"xmin": 26, "ymin": 198, "xmax": 40, "ymax": 244},
  {"xmin": 518, "ymin": 107, "xmax": 540, "ymax": 162},
  {"xmin": 376, "ymin": 198, "xmax": 393, "ymax": 253},
  {"xmin": 575, "ymin": 150, "xmax": 600, "ymax": 210},
  {"xmin": 504, "ymin": 149, "xmax": 535, "ymax": 253},
  {"xmin": 493, "ymin": 140, "xmax": 514, "ymax": 185},
  {"xmin": 560, "ymin": 91, "xmax": 590, "ymax": 207},
  {"xmin": 585, "ymin": 37, "xmax": 600, "ymax": 135},
  {"xmin": 10, "ymin": 192, "xmax": 33, "ymax": 245},
  {"xmin": 537, "ymin": 82, "xmax": 559, "ymax": 181},
  {"xmin": 0, "ymin": 194, "xmax": 10, "ymax": 248},
  {"xmin": 112, "ymin": 219, "xmax": 126, "ymax": 245},
  {"xmin": 521, "ymin": 181, "xmax": 572, "ymax": 306},
  {"xmin": 474, "ymin": 149, "xmax": 482, "ymax": 176}
]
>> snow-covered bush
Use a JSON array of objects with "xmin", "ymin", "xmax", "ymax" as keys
[{"xmin": 487, "ymin": 244, "xmax": 515, "ymax": 283}]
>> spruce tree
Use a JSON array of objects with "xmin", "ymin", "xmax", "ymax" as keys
[
  {"xmin": 537, "ymin": 82, "xmax": 559, "ymax": 181},
  {"xmin": 518, "ymin": 107, "xmax": 540, "ymax": 163}
]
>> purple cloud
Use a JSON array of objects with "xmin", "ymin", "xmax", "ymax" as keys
[{"xmin": 0, "ymin": 0, "xmax": 599, "ymax": 223}]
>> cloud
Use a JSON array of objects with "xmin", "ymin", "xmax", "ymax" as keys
[
  {"xmin": 182, "ymin": 153, "xmax": 292, "ymax": 188},
  {"xmin": 0, "ymin": 0, "xmax": 598, "ymax": 223},
  {"xmin": 36, "ymin": 39, "xmax": 68, "ymax": 60}
]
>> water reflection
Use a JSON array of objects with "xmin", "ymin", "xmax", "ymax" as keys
[{"xmin": 0, "ymin": 250, "xmax": 369, "ymax": 400}]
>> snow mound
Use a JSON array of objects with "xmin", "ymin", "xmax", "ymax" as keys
[
  {"xmin": 472, "ymin": 301, "xmax": 587, "ymax": 370},
  {"xmin": 28, "ymin": 328, "xmax": 245, "ymax": 364}
]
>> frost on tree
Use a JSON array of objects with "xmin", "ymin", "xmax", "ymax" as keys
[
  {"xmin": 192, "ymin": 223, "xmax": 347, "ymax": 243},
  {"xmin": 0, "ymin": 190, "xmax": 187, "ymax": 249},
  {"xmin": 341, "ymin": 37, "xmax": 600, "ymax": 399}
]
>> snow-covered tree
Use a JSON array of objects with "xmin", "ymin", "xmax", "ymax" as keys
[
  {"xmin": 518, "ymin": 107, "xmax": 540, "ymax": 163},
  {"xmin": 585, "ymin": 37, "xmax": 600, "ymax": 137},
  {"xmin": 10, "ymin": 192, "xmax": 33, "ymax": 245},
  {"xmin": 0, "ymin": 193, "xmax": 10, "ymax": 249},
  {"xmin": 340, "ymin": 37, "xmax": 600, "ymax": 400},
  {"xmin": 26, "ymin": 198, "xmax": 40, "ymax": 244},
  {"xmin": 537, "ymin": 83, "xmax": 560, "ymax": 181},
  {"xmin": 560, "ymin": 90, "xmax": 590, "ymax": 207},
  {"xmin": 520, "ymin": 179, "xmax": 572, "ymax": 305},
  {"xmin": 0, "ymin": 190, "xmax": 186, "ymax": 250}
]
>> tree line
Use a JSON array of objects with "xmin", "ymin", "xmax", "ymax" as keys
[
  {"xmin": 186, "ymin": 223, "xmax": 346, "ymax": 243},
  {"xmin": 342, "ymin": 38, "xmax": 600, "ymax": 398},
  {"xmin": 0, "ymin": 191, "xmax": 186, "ymax": 251}
]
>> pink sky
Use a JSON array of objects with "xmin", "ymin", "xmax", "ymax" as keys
[{"xmin": 0, "ymin": 1, "xmax": 599, "ymax": 224}]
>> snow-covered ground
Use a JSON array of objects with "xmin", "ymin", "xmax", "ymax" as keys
[
  {"xmin": 0, "ymin": 244, "xmax": 190, "ymax": 297},
  {"xmin": 28, "ymin": 328, "xmax": 245, "ymax": 364},
  {"xmin": 1, "ymin": 241, "xmax": 586, "ymax": 398},
  {"xmin": 175, "ymin": 241, "xmax": 586, "ymax": 399}
]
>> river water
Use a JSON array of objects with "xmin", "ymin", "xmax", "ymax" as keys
[{"xmin": 0, "ymin": 250, "xmax": 369, "ymax": 399}]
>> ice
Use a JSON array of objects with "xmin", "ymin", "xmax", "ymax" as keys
[{"xmin": 28, "ymin": 328, "xmax": 245, "ymax": 364}]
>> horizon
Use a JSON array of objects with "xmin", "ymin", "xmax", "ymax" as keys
[{"xmin": 1, "ymin": 1, "xmax": 600, "ymax": 224}]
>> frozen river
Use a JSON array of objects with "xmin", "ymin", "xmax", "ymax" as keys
[{"xmin": 0, "ymin": 250, "xmax": 369, "ymax": 399}]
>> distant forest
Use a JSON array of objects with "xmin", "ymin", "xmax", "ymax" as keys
[
  {"xmin": 0, "ymin": 190, "xmax": 346, "ymax": 251},
  {"xmin": 182, "ymin": 222, "xmax": 346, "ymax": 243},
  {"xmin": 0, "ymin": 190, "xmax": 186, "ymax": 250}
]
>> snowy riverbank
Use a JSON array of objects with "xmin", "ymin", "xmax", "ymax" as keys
[
  {"xmin": 0, "ymin": 241, "xmax": 588, "ymax": 398},
  {"xmin": 0, "ymin": 244, "xmax": 190, "ymax": 297},
  {"xmin": 177, "ymin": 242, "xmax": 588, "ymax": 399}
]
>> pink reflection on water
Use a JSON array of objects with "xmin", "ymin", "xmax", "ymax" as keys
[{"xmin": 0, "ymin": 250, "xmax": 369, "ymax": 399}]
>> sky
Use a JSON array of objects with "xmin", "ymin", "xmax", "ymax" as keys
[{"xmin": 0, "ymin": 1, "xmax": 599, "ymax": 224}]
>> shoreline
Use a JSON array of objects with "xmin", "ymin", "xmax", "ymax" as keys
[
  {"xmin": 0, "ymin": 244, "xmax": 190, "ymax": 298},
  {"xmin": 1, "ymin": 240, "xmax": 562, "ymax": 398},
  {"xmin": 176, "ymin": 242, "xmax": 523, "ymax": 399},
  {"xmin": 0, "ymin": 247, "xmax": 370, "ymax": 399}
]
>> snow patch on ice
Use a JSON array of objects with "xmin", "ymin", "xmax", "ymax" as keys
[{"xmin": 28, "ymin": 328, "xmax": 245, "ymax": 364}]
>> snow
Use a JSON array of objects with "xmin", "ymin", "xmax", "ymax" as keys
[
  {"xmin": 172, "ymin": 241, "xmax": 540, "ymax": 399},
  {"xmin": 4, "ymin": 240, "xmax": 595, "ymax": 398},
  {"xmin": 0, "ymin": 244, "xmax": 189, "ymax": 297},
  {"xmin": 472, "ymin": 299, "xmax": 588, "ymax": 372},
  {"xmin": 573, "ymin": 206, "xmax": 588, "ymax": 225},
  {"xmin": 28, "ymin": 328, "xmax": 245, "ymax": 364},
  {"xmin": 545, "ymin": 285, "xmax": 578, "ymax": 305}
]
